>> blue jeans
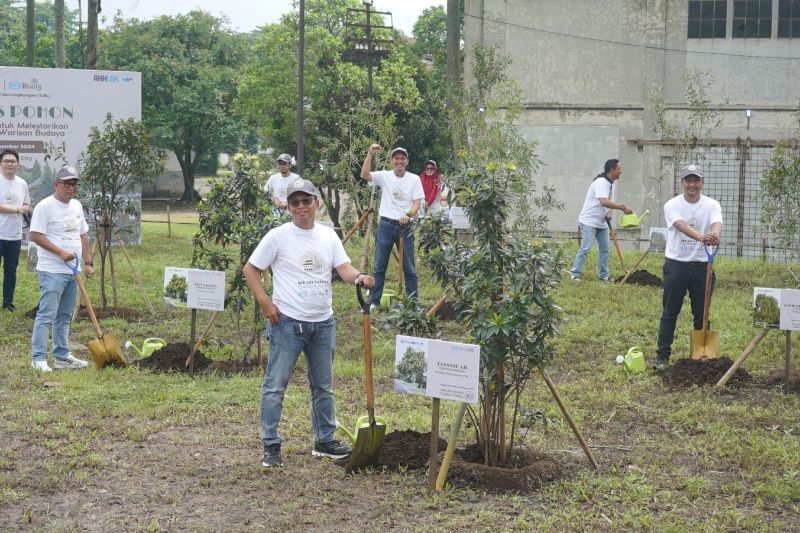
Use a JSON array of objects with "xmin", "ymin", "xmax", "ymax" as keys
[
  {"xmin": 570, "ymin": 223, "xmax": 610, "ymax": 279},
  {"xmin": 261, "ymin": 314, "xmax": 337, "ymax": 446},
  {"xmin": 0, "ymin": 239, "xmax": 21, "ymax": 307},
  {"xmin": 31, "ymin": 271, "xmax": 78, "ymax": 362},
  {"xmin": 371, "ymin": 218, "xmax": 418, "ymax": 306}
]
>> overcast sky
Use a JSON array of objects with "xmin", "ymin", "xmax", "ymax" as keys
[{"xmin": 98, "ymin": 0, "xmax": 445, "ymax": 35}]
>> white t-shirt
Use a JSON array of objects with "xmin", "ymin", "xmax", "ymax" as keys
[
  {"xmin": 29, "ymin": 195, "xmax": 89, "ymax": 274},
  {"xmin": 264, "ymin": 172, "xmax": 300, "ymax": 203},
  {"xmin": 0, "ymin": 175, "xmax": 30, "ymax": 240},
  {"xmin": 369, "ymin": 170, "xmax": 424, "ymax": 220},
  {"xmin": 248, "ymin": 222, "xmax": 350, "ymax": 322},
  {"xmin": 663, "ymin": 194, "xmax": 723, "ymax": 262},
  {"xmin": 577, "ymin": 177, "xmax": 614, "ymax": 228}
]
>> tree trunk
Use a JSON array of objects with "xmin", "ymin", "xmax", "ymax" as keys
[
  {"xmin": 55, "ymin": 0, "xmax": 65, "ymax": 68},
  {"xmin": 175, "ymin": 148, "xmax": 201, "ymax": 202},
  {"xmin": 26, "ymin": 0, "xmax": 35, "ymax": 66},
  {"xmin": 446, "ymin": 0, "xmax": 462, "ymax": 155},
  {"xmin": 87, "ymin": 0, "xmax": 98, "ymax": 68}
]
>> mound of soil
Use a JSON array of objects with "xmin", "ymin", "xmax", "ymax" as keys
[
  {"xmin": 446, "ymin": 443, "xmax": 562, "ymax": 493},
  {"xmin": 658, "ymin": 357, "xmax": 751, "ymax": 388},
  {"xmin": 765, "ymin": 369, "xmax": 800, "ymax": 393},
  {"xmin": 616, "ymin": 269, "xmax": 662, "ymax": 287},
  {"xmin": 78, "ymin": 306, "xmax": 140, "ymax": 320},
  {"xmin": 377, "ymin": 430, "xmax": 447, "ymax": 470},
  {"xmin": 435, "ymin": 301, "xmax": 458, "ymax": 321},
  {"xmin": 135, "ymin": 342, "xmax": 210, "ymax": 373}
]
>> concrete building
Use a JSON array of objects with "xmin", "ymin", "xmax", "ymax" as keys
[{"xmin": 464, "ymin": 0, "xmax": 800, "ymax": 257}]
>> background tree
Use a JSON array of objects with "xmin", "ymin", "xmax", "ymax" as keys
[
  {"xmin": 99, "ymin": 11, "xmax": 249, "ymax": 201},
  {"xmin": 78, "ymin": 115, "xmax": 166, "ymax": 308},
  {"xmin": 0, "ymin": 0, "xmax": 81, "ymax": 67}
]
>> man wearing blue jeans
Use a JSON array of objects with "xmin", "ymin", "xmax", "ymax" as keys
[
  {"xmin": 29, "ymin": 165, "xmax": 93, "ymax": 372},
  {"xmin": 244, "ymin": 178, "xmax": 375, "ymax": 468},
  {"xmin": 360, "ymin": 143, "xmax": 424, "ymax": 309},
  {"xmin": 569, "ymin": 159, "xmax": 634, "ymax": 282}
]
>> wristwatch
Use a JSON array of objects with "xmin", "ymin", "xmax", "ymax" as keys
[{"xmin": 619, "ymin": 204, "xmax": 626, "ymax": 211}]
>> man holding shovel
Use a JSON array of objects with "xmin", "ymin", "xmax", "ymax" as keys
[
  {"xmin": 244, "ymin": 178, "xmax": 375, "ymax": 468},
  {"xmin": 29, "ymin": 165, "xmax": 93, "ymax": 372},
  {"xmin": 655, "ymin": 165, "xmax": 722, "ymax": 367}
]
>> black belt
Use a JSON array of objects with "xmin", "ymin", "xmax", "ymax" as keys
[
  {"xmin": 380, "ymin": 216, "xmax": 400, "ymax": 224},
  {"xmin": 666, "ymin": 258, "xmax": 707, "ymax": 267}
]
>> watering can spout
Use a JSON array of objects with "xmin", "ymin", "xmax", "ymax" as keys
[
  {"xmin": 125, "ymin": 340, "xmax": 143, "ymax": 357},
  {"xmin": 125, "ymin": 338, "xmax": 166, "ymax": 358}
]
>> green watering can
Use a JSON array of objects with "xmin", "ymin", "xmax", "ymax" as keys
[
  {"xmin": 124, "ymin": 338, "xmax": 167, "ymax": 358},
  {"xmin": 622, "ymin": 346, "xmax": 646, "ymax": 373},
  {"xmin": 380, "ymin": 290, "xmax": 396, "ymax": 310},
  {"xmin": 619, "ymin": 209, "xmax": 650, "ymax": 228},
  {"xmin": 338, "ymin": 415, "xmax": 389, "ymax": 444}
]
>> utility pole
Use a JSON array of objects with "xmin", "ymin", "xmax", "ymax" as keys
[
  {"xmin": 26, "ymin": 0, "xmax": 35, "ymax": 66},
  {"xmin": 297, "ymin": 0, "xmax": 306, "ymax": 176},
  {"xmin": 344, "ymin": 2, "xmax": 394, "ymax": 97},
  {"xmin": 55, "ymin": 0, "xmax": 65, "ymax": 68}
]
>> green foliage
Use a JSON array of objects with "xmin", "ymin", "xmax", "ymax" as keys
[
  {"xmin": 164, "ymin": 274, "xmax": 187, "ymax": 302},
  {"xmin": 376, "ymin": 295, "xmax": 439, "ymax": 338},
  {"xmin": 760, "ymin": 111, "xmax": 800, "ymax": 266},
  {"xmin": 753, "ymin": 293, "xmax": 780, "ymax": 327},
  {"xmin": 0, "ymin": 0, "xmax": 82, "ymax": 67},
  {"xmin": 395, "ymin": 347, "xmax": 427, "ymax": 388},
  {"xmin": 99, "ymin": 11, "xmax": 250, "ymax": 201},
  {"xmin": 78, "ymin": 114, "xmax": 166, "ymax": 308}
]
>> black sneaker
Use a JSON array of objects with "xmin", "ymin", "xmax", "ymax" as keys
[
  {"xmin": 654, "ymin": 357, "xmax": 669, "ymax": 369},
  {"xmin": 262, "ymin": 443, "xmax": 282, "ymax": 468},
  {"xmin": 312, "ymin": 439, "xmax": 351, "ymax": 459},
  {"xmin": 2, "ymin": 304, "xmax": 15, "ymax": 312}
]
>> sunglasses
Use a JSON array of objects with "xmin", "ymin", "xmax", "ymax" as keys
[
  {"xmin": 425, "ymin": 166, "xmax": 435, "ymax": 170},
  {"xmin": 59, "ymin": 181, "xmax": 79, "ymax": 188},
  {"xmin": 288, "ymin": 197, "xmax": 314, "ymax": 207},
  {"xmin": 1, "ymin": 159, "xmax": 18, "ymax": 164}
]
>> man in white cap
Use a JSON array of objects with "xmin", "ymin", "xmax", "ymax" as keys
[
  {"xmin": 360, "ymin": 144, "xmax": 424, "ymax": 309},
  {"xmin": 264, "ymin": 153, "xmax": 300, "ymax": 209},
  {"xmin": 656, "ymin": 164, "xmax": 722, "ymax": 367},
  {"xmin": 244, "ymin": 178, "xmax": 374, "ymax": 468},
  {"xmin": 29, "ymin": 165, "xmax": 93, "ymax": 372}
]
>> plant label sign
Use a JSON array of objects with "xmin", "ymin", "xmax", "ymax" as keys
[
  {"xmin": 649, "ymin": 227, "xmax": 667, "ymax": 253},
  {"xmin": 163, "ymin": 267, "xmax": 225, "ymax": 311},
  {"xmin": 779, "ymin": 289, "xmax": 800, "ymax": 331},
  {"xmin": 394, "ymin": 335, "xmax": 479, "ymax": 403},
  {"xmin": 448, "ymin": 207, "xmax": 470, "ymax": 230}
]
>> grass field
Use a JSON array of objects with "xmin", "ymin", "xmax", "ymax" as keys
[{"xmin": 0, "ymin": 220, "xmax": 798, "ymax": 531}]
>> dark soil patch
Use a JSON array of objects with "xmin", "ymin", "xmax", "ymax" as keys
[
  {"xmin": 435, "ymin": 301, "xmax": 458, "ymax": 321},
  {"xmin": 78, "ymin": 306, "xmax": 140, "ymax": 320},
  {"xmin": 135, "ymin": 342, "xmax": 210, "ymax": 373},
  {"xmin": 616, "ymin": 269, "xmax": 662, "ymax": 287},
  {"xmin": 446, "ymin": 443, "xmax": 563, "ymax": 493},
  {"xmin": 207, "ymin": 358, "xmax": 263, "ymax": 375},
  {"xmin": 377, "ymin": 430, "xmax": 447, "ymax": 470},
  {"xmin": 765, "ymin": 369, "xmax": 800, "ymax": 393},
  {"xmin": 658, "ymin": 357, "xmax": 751, "ymax": 388}
]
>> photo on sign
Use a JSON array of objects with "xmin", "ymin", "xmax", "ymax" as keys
[
  {"xmin": 649, "ymin": 227, "xmax": 667, "ymax": 253},
  {"xmin": 163, "ymin": 267, "xmax": 189, "ymax": 307},
  {"xmin": 753, "ymin": 288, "xmax": 781, "ymax": 329},
  {"xmin": 394, "ymin": 336, "xmax": 429, "ymax": 396}
]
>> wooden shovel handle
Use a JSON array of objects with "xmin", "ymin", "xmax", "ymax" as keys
[
  {"xmin": 607, "ymin": 219, "xmax": 627, "ymax": 271},
  {"xmin": 363, "ymin": 313, "xmax": 376, "ymax": 423},
  {"xmin": 701, "ymin": 260, "xmax": 713, "ymax": 332},
  {"xmin": 398, "ymin": 235, "xmax": 405, "ymax": 293},
  {"xmin": 74, "ymin": 272, "xmax": 104, "ymax": 340}
]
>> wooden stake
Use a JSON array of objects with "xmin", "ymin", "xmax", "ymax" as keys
[
  {"xmin": 785, "ymin": 331, "xmax": 792, "ymax": 394},
  {"xmin": 715, "ymin": 329, "xmax": 769, "ymax": 388},
  {"xmin": 398, "ymin": 235, "xmax": 405, "ymax": 294},
  {"xmin": 108, "ymin": 244, "xmax": 119, "ymax": 308},
  {"xmin": 166, "ymin": 205, "xmax": 172, "ymax": 237},
  {"xmin": 435, "ymin": 402, "xmax": 468, "ymax": 491},
  {"xmin": 426, "ymin": 288, "xmax": 453, "ymax": 318},
  {"xmin": 427, "ymin": 398, "xmax": 440, "ymax": 493},
  {"xmin": 359, "ymin": 191, "xmax": 376, "ymax": 272},
  {"xmin": 342, "ymin": 207, "xmax": 372, "ymax": 245},
  {"xmin": 114, "ymin": 230, "xmax": 154, "ymax": 313},
  {"xmin": 184, "ymin": 311, "xmax": 221, "ymax": 369},
  {"xmin": 539, "ymin": 366, "xmax": 599, "ymax": 470},
  {"xmin": 618, "ymin": 248, "xmax": 650, "ymax": 285}
]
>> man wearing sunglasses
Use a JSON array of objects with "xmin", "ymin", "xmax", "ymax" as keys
[
  {"xmin": 264, "ymin": 153, "xmax": 300, "ymax": 210},
  {"xmin": 0, "ymin": 149, "xmax": 32, "ymax": 312},
  {"xmin": 360, "ymin": 144, "xmax": 424, "ymax": 310},
  {"xmin": 29, "ymin": 165, "xmax": 93, "ymax": 372},
  {"xmin": 244, "ymin": 178, "xmax": 374, "ymax": 468}
]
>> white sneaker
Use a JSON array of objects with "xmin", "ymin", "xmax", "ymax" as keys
[
  {"xmin": 54, "ymin": 354, "xmax": 89, "ymax": 369},
  {"xmin": 31, "ymin": 360, "xmax": 52, "ymax": 372},
  {"xmin": 369, "ymin": 303, "xmax": 379, "ymax": 313}
]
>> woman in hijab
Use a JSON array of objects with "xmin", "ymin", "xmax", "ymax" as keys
[{"xmin": 419, "ymin": 160, "xmax": 443, "ymax": 214}]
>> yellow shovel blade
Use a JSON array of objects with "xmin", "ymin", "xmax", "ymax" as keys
[
  {"xmin": 690, "ymin": 329, "xmax": 720, "ymax": 359},
  {"xmin": 87, "ymin": 334, "xmax": 127, "ymax": 369},
  {"xmin": 344, "ymin": 422, "xmax": 386, "ymax": 474}
]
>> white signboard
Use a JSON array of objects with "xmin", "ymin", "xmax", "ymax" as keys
[
  {"xmin": 394, "ymin": 335, "xmax": 479, "ymax": 403},
  {"xmin": 779, "ymin": 289, "xmax": 800, "ymax": 331},
  {"xmin": 164, "ymin": 267, "xmax": 226, "ymax": 311},
  {"xmin": 448, "ymin": 207, "xmax": 470, "ymax": 230}
]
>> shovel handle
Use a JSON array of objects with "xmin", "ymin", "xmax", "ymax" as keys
[
  {"xmin": 704, "ymin": 242, "xmax": 720, "ymax": 263},
  {"xmin": 66, "ymin": 259, "xmax": 104, "ymax": 340},
  {"xmin": 356, "ymin": 282, "xmax": 371, "ymax": 315}
]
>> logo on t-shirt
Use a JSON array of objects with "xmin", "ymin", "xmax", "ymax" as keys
[
  {"xmin": 4, "ymin": 193, "xmax": 16, "ymax": 204},
  {"xmin": 300, "ymin": 251, "xmax": 324, "ymax": 273},
  {"xmin": 62, "ymin": 218, "xmax": 79, "ymax": 233}
]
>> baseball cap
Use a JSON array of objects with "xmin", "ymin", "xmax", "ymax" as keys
[
  {"xmin": 680, "ymin": 165, "xmax": 704, "ymax": 180},
  {"xmin": 286, "ymin": 178, "xmax": 318, "ymax": 199},
  {"xmin": 276, "ymin": 153, "xmax": 293, "ymax": 163},
  {"xmin": 56, "ymin": 165, "xmax": 79, "ymax": 181},
  {"xmin": 391, "ymin": 147, "xmax": 408, "ymax": 158}
]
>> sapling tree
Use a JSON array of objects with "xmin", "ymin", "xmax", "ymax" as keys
[
  {"xmin": 78, "ymin": 114, "xmax": 165, "ymax": 308},
  {"xmin": 420, "ymin": 45, "xmax": 563, "ymax": 466},
  {"xmin": 192, "ymin": 153, "xmax": 286, "ymax": 361}
]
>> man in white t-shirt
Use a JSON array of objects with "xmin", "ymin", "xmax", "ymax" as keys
[
  {"xmin": 263, "ymin": 153, "xmax": 300, "ymax": 209},
  {"xmin": 568, "ymin": 159, "xmax": 634, "ymax": 282},
  {"xmin": 0, "ymin": 149, "xmax": 32, "ymax": 311},
  {"xmin": 29, "ymin": 165, "xmax": 93, "ymax": 372},
  {"xmin": 244, "ymin": 178, "xmax": 374, "ymax": 468},
  {"xmin": 656, "ymin": 165, "xmax": 722, "ymax": 367},
  {"xmin": 360, "ymin": 144, "xmax": 424, "ymax": 309}
]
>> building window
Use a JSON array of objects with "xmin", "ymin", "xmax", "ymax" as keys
[
  {"xmin": 688, "ymin": 1, "xmax": 727, "ymax": 38},
  {"xmin": 733, "ymin": 0, "xmax": 773, "ymax": 38},
  {"xmin": 778, "ymin": 0, "xmax": 800, "ymax": 37}
]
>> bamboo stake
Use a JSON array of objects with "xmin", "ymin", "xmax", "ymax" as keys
[
  {"xmin": 184, "ymin": 311, "xmax": 221, "ymax": 368},
  {"xmin": 108, "ymin": 244, "xmax": 119, "ymax": 308},
  {"xmin": 618, "ymin": 248, "xmax": 651, "ymax": 285},
  {"xmin": 114, "ymin": 230, "xmax": 154, "ymax": 313},
  {"xmin": 539, "ymin": 366, "xmax": 599, "ymax": 470},
  {"xmin": 166, "ymin": 205, "xmax": 172, "ymax": 237},
  {"xmin": 427, "ymin": 398, "xmax": 440, "ymax": 493},
  {"xmin": 342, "ymin": 207, "xmax": 372, "ymax": 245},
  {"xmin": 359, "ymin": 191, "xmax": 376, "ymax": 272},
  {"xmin": 715, "ymin": 329, "xmax": 769, "ymax": 388},
  {"xmin": 426, "ymin": 288, "xmax": 453, "ymax": 318},
  {"xmin": 435, "ymin": 402, "xmax": 468, "ymax": 491},
  {"xmin": 398, "ymin": 235, "xmax": 405, "ymax": 294}
]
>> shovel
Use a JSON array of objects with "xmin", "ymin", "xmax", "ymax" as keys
[
  {"xmin": 606, "ymin": 219, "xmax": 629, "ymax": 275},
  {"xmin": 690, "ymin": 243, "xmax": 720, "ymax": 359},
  {"xmin": 345, "ymin": 283, "xmax": 386, "ymax": 473},
  {"xmin": 67, "ymin": 259, "xmax": 127, "ymax": 368}
]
